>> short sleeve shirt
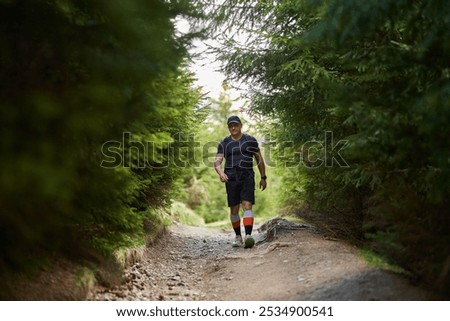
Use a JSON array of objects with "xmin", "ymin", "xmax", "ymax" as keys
[{"xmin": 217, "ymin": 134, "xmax": 260, "ymax": 172}]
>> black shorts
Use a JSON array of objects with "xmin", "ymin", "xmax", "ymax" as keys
[{"xmin": 225, "ymin": 171, "xmax": 255, "ymax": 207}]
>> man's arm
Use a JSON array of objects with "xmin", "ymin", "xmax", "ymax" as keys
[
  {"xmin": 254, "ymin": 151, "xmax": 267, "ymax": 191},
  {"xmin": 214, "ymin": 153, "xmax": 228, "ymax": 182}
]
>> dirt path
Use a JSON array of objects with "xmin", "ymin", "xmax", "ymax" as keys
[{"xmin": 91, "ymin": 218, "xmax": 435, "ymax": 301}]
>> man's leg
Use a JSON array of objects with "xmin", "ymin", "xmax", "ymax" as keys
[
  {"xmin": 230, "ymin": 204, "xmax": 243, "ymax": 247},
  {"xmin": 230, "ymin": 204, "xmax": 241, "ymax": 237},
  {"xmin": 240, "ymin": 174, "xmax": 255, "ymax": 237},
  {"xmin": 226, "ymin": 180, "xmax": 242, "ymax": 240},
  {"xmin": 242, "ymin": 201, "xmax": 254, "ymax": 236}
]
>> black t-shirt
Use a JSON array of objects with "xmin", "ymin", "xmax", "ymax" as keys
[{"xmin": 217, "ymin": 134, "xmax": 260, "ymax": 175}]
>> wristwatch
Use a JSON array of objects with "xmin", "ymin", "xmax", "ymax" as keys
[{"xmin": 261, "ymin": 176, "xmax": 267, "ymax": 180}]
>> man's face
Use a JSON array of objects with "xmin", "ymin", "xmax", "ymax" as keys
[{"xmin": 228, "ymin": 122, "xmax": 242, "ymax": 135}]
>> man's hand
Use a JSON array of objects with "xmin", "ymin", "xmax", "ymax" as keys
[
  {"xmin": 259, "ymin": 179, "xmax": 267, "ymax": 191},
  {"xmin": 219, "ymin": 172, "xmax": 228, "ymax": 183},
  {"xmin": 255, "ymin": 151, "xmax": 267, "ymax": 191},
  {"xmin": 215, "ymin": 154, "xmax": 228, "ymax": 182}
]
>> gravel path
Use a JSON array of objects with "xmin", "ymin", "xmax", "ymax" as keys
[{"xmin": 91, "ymin": 219, "xmax": 437, "ymax": 301}]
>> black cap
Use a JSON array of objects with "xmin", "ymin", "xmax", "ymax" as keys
[{"xmin": 227, "ymin": 115, "xmax": 241, "ymax": 125}]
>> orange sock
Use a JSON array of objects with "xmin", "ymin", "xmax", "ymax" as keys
[
  {"xmin": 230, "ymin": 213, "xmax": 241, "ymax": 235},
  {"xmin": 243, "ymin": 210, "xmax": 254, "ymax": 235}
]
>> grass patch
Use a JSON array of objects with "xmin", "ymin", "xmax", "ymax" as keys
[
  {"xmin": 358, "ymin": 248, "xmax": 409, "ymax": 275},
  {"xmin": 171, "ymin": 201, "xmax": 205, "ymax": 226},
  {"xmin": 277, "ymin": 214, "xmax": 307, "ymax": 224},
  {"xmin": 74, "ymin": 267, "xmax": 96, "ymax": 295}
]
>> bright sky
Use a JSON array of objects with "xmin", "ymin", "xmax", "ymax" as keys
[
  {"xmin": 189, "ymin": 39, "xmax": 226, "ymax": 100},
  {"xmin": 176, "ymin": 18, "xmax": 247, "ymax": 110}
]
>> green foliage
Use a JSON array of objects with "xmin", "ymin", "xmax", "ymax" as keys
[
  {"xmin": 308, "ymin": 0, "xmax": 450, "ymax": 292},
  {"xmin": 358, "ymin": 248, "xmax": 407, "ymax": 275},
  {"xmin": 0, "ymin": 0, "xmax": 203, "ymax": 275},
  {"xmin": 207, "ymin": 0, "xmax": 450, "ymax": 294}
]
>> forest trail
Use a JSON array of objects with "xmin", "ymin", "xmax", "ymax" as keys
[{"xmin": 91, "ymin": 218, "xmax": 435, "ymax": 301}]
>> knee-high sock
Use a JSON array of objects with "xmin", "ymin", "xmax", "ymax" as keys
[
  {"xmin": 243, "ymin": 210, "xmax": 254, "ymax": 235},
  {"xmin": 230, "ymin": 213, "xmax": 241, "ymax": 236}
]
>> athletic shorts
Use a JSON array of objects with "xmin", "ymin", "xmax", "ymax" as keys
[{"xmin": 225, "ymin": 171, "xmax": 255, "ymax": 207}]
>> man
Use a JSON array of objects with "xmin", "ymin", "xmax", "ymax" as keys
[{"xmin": 214, "ymin": 115, "xmax": 267, "ymax": 248}]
